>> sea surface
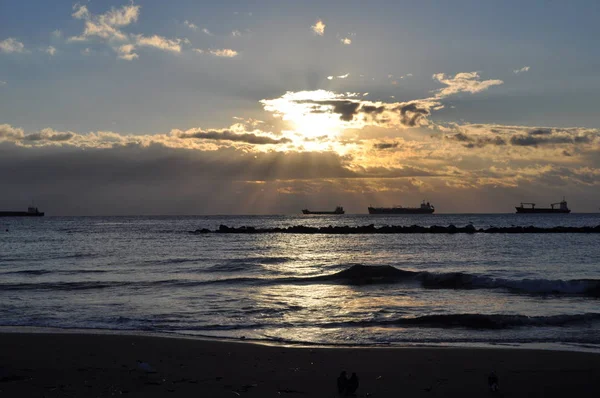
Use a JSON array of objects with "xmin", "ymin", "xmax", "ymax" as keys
[{"xmin": 1, "ymin": 214, "xmax": 600, "ymax": 351}]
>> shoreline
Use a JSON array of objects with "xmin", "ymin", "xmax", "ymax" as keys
[
  {"xmin": 1, "ymin": 331, "xmax": 599, "ymax": 397},
  {"xmin": 2, "ymin": 326, "xmax": 600, "ymax": 354}
]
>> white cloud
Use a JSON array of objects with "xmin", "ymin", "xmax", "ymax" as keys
[
  {"xmin": 69, "ymin": 18, "xmax": 128, "ymax": 42},
  {"xmin": 45, "ymin": 46, "xmax": 57, "ymax": 56},
  {"xmin": 231, "ymin": 30, "xmax": 242, "ymax": 37},
  {"xmin": 432, "ymin": 72, "xmax": 503, "ymax": 98},
  {"xmin": 327, "ymin": 73, "xmax": 350, "ymax": 80},
  {"xmin": 311, "ymin": 20, "xmax": 326, "ymax": 36},
  {"xmin": 202, "ymin": 28, "xmax": 213, "ymax": 36},
  {"xmin": 134, "ymin": 35, "xmax": 182, "ymax": 53},
  {"xmin": 0, "ymin": 124, "xmax": 25, "ymax": 140},
  {"xmin": 209, "ymin": 48, "xmax": 238, "ymax": 57},
  {"xmin": 68, "ymin": 3, "xmax": 140, "ymax": 42},
  {"xmin": 194, "ymin": 47, "xmax": 239, "ymax": 58},
  {"xmin": 68, "ymin": 3, "xmax": 185, "ymax": 59},
  {"xmin": 101, "ymin": 4, "xmax": 140, "ymax": 27},
  {"xmin": 72, "ymin": 4, "xmax": 90, "ymax": 20},
  {"xmin": 117, "ymin": 44, "xmax": 138, "ymax": 60},
  {"xmin": 184, "ymin": 20, "xmax": 198, "ymax": 31},
  {"xmin": 52, "ymin": 30, "xmax": 62, "ymax": 39},
  {"xmin": 0, "ymin": 38, "xmax": 26, "ymax": 53},
  {"xmin": 513, "ymin": 66, "xmax": 531, "ymax": 74},
  {"xmin": 341, "ymin": 37, "xmax": 352, "ymax": 45}
]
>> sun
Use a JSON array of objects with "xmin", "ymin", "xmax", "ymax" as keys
[{"xmin": 261, "ymin": 90, "xmax": 356, "ymax": 141}]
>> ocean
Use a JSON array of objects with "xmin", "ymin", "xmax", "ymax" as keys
[{"xmin": 1, "ymin": 214, "xmax": 599, "ymax": 351}]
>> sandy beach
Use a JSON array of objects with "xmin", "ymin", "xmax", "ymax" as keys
[{"xmin": 0, "ymin": 332, "xmax": 598, "ymax": 397}]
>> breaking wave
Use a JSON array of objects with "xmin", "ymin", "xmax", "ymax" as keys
[{"xmin": 289, "ymin": 265, "xmax": 600, "ymax": 297}]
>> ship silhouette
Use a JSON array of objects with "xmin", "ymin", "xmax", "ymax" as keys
[
  {"xmin": 368, "ymin": 200, "xmax": 435, "ymax": 214},
  {"xmin": 515, "ymin": 199, "xmax": 570, "ymax": 214},
  {"xmin": 302, "ymin": 206, "xmax": 345, "ymax": 215}
]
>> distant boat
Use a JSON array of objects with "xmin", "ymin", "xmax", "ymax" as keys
[
  {"xmin": 515, "ymin": 200, "xmax": 570, "ymax": 214},
  {"xmin": 0, "ymin": 206, "xmax": 45, "ymax": 217},
  {"xmin": 302, "ymin": 206, "xmax": 345, "ymax": 215},
  {"xmin": 368, "ymin": 201, "xmax": 435, "ymax": 214}
]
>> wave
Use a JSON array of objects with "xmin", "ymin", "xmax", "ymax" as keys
[
  {"xmin": 0, "ymin": 281, "xmax": 136, "ymax": 291},
  {"xmin": 205, "ymin": 257, "xmax": 291, "ymax": 273},
  {"xmin": 3, "ymin": 270, "xmax": 53, "ymax": 276},
  {"xmin": 0, "ymin": 277, "xmax": 266, "ymax": 292},
  {"xmin": 292, "ymin": 265, "xmax": 600, "ymax": 297},
  {"xmin": 205, "ymin": 263, "xmax": 255, "ymax": 273},
  {"xmin": 2, "ymin": 269, "xmax": 108, "ymax": 276},
  {"xmin": 323, "ymin": 313, "xmax": 600, "ymax": 330},
  {"xmin": 258, "ymin": 257, "xmax": 293, "ymax": 264},
  {"xmin": 143, "ymin": 258, "xmax": 208, "ymax": 266},
  {"xmin": 1, "ymin": 264, "xmax": 598, "ymax": 297}
]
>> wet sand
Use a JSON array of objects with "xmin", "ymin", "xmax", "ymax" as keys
[{"xmin": 1, "ymin": 332, "xmax": 599, "ymax": 397}]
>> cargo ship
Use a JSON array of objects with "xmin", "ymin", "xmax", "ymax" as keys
[
  {"xmin": 0, "ymin": 206, "xmax": 45, "ymax": 217},
  {"xmin": 515, "ymin": 200, "xmax": 570, "ymax": 214},
  {"xmin": 368, "ymin": 201, "xmax": 435, "ymax": 214},
  {"xmin": 302, "ymin": 206, "xmax": 345, "ymax": 215}
]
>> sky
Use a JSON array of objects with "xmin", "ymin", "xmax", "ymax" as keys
[{"xmin": 1, "ymin": 0, "xmax": 600, "ymax": 215}]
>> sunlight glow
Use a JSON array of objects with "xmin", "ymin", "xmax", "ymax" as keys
[{"xmin": 260, "ymin": 90, "xmax": 361, "ymax": 142}]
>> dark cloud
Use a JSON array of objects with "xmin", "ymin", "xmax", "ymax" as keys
[
  {"xmin": 509, "ymin": 134, "xmax": 572, "ymax": 146},
  {"xmin": 332, "ymin": 101, "xmax": 362, "ymax": 122},
  {"xmin": 448, "ymin": 133, "xmax": 506, "ymax": 148},
  {"xmin": 0, "ymin": 143, "xmax": 361, "ymax": 214},
  {"xmin": 574, "ymin": 135, "xmax": 591, "ymax": 144},
  {"xmin": 509, "ymin": 135, "xmax": 541, "ymax": 146},
  {"xmin": 528, "ymin": 129, "xmax": 552, "ymax": 136},
  {"xmin": 448, "ymin": 127, "xmax": 597, "ymax": 149},
  {"xmin": 480, "ymin": 136, "xmax": 506, "ymax": 147},
  {"xmin": 373, "ymin": 142, "xmax": 399, "ymax": 150},
  {"xmin": 395, "ymin": 103, "xmax": 430, "ymax": 127},
  {"xmin": 179, "ymin": 130, "xmax": 291, "ymax": 145},
  {"xmin": 296, "ymin": 100, "xmax": 361, "ymax": 122},
  {"xmin": 509, "ymin": 128, "xmax": 597, "ymax": 147},
  {"xmin": 22, "ymin": 132, "xmax": 74, "ymax": 142},
  {"xmin": 0, "ymin": 141, "xmax": 451, "ymax": 215},
  {"xmin": 295, "ymin": 99, "xmax": 431, "ymax": 127},
  {"xmin": 361, "ymin": 105, "xmax": 386, "ymax": 114},
  {"xmin": 1, "ymin": 144, "xmax": 361, "ymax": 184},
  {"xmin": 452, "ymin": 133, "xmax": 472, "ymax": 142}
]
